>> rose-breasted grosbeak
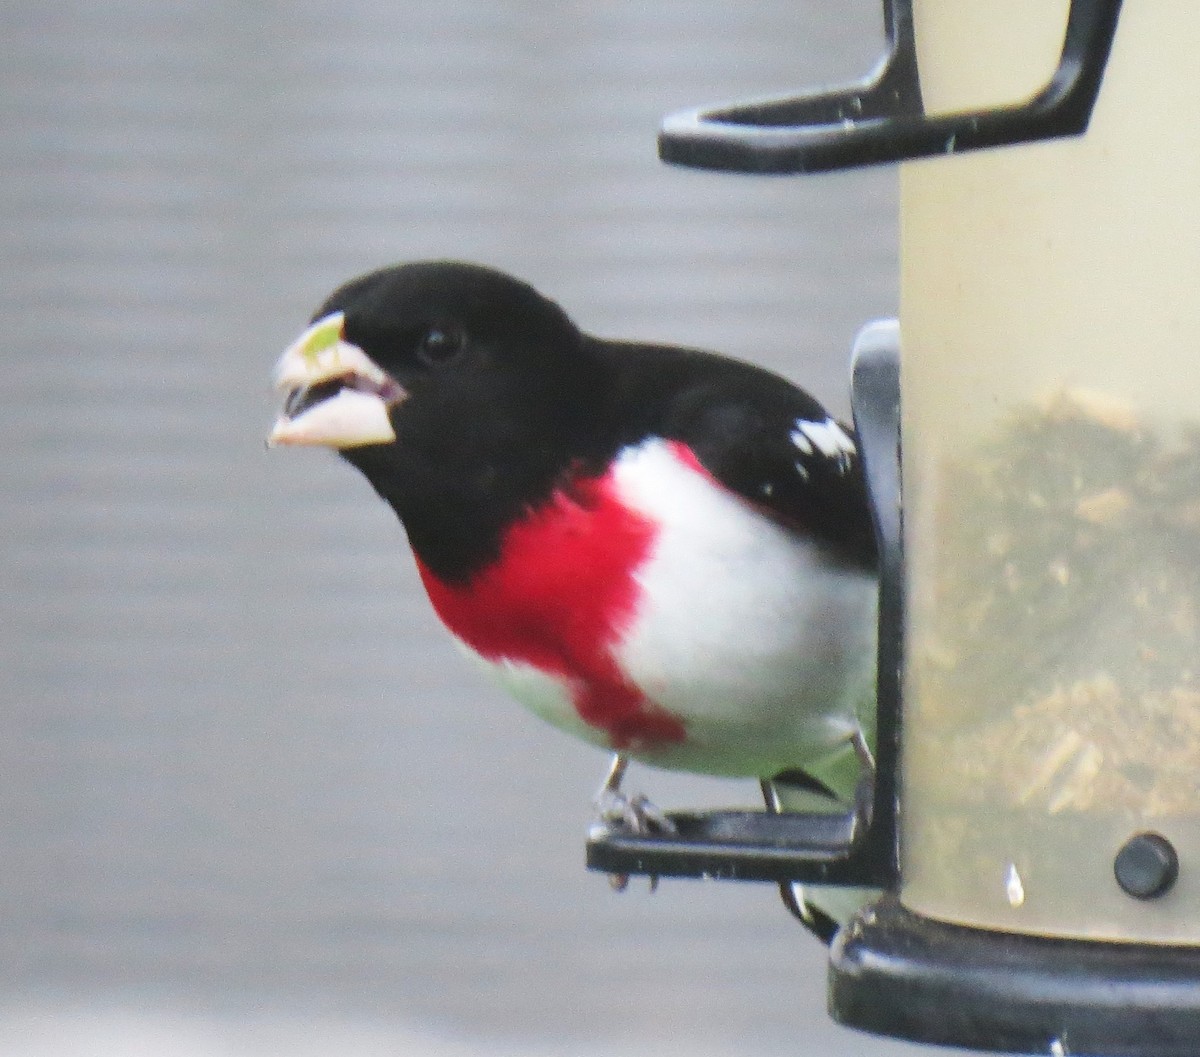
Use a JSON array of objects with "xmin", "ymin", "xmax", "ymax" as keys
[{"xmin": 269, "ymin": 261, "xmax": 879, "ymax": 940}]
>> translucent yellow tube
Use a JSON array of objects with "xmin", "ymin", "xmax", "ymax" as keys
[{"xmin": 901, "ymin": 1, "xmax": 1200, "ymax": 940}]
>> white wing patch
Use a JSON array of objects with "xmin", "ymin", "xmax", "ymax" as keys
[{"xmin": 791, "ymin": 418, "xmax": 856, "ymax": 474}]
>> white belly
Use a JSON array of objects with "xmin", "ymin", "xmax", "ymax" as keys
[{"xmin": 449, "ymin": 438, "xmax": 877, "ymax": 782}]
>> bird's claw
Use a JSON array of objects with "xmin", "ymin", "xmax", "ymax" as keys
[
  {"xmin": 610, "ymin": 870, "xmax": 662, "ymax": 893},
  {"xmin": 595, "ymin": 785, "xmax": 676, "ymax": 893},
  {"xmin": 596, "ymin": 789, "xmax": 678, "ymax": 837}
]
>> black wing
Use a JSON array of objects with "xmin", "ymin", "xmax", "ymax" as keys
[{"xmin": 594, "ymin": 339, "xmax": 877, "ymax": 570}]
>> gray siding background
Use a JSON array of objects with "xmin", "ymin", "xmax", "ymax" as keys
[{"xmin": 1, "ymin": 2, "xmax": 970, "ymax": 1055}]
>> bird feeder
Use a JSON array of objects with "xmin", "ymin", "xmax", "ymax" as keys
[{"xmin": 590, "ymin": 0, "xmax": 1200, "ymax": 1051}]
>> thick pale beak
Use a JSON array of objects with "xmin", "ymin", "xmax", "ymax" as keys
[{"xmin": 268, "ymin": 311, "xmax": 405, "ymax": 448}]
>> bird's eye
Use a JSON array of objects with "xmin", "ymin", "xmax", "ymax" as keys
[{"xmin": 417, "ymin": 324, "xmax": 466, "ymax": 364}]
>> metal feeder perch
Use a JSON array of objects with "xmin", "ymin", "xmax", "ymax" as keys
[{"xmin": 588, "ymin": 0, "xmax": 1200, "ymax": 1052}]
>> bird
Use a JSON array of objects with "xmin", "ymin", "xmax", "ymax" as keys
[{"xmin": 268, "ymin": 260, "xmax": 880, "ymax": 940}]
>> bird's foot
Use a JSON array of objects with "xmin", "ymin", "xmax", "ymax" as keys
[
  {"xmin": 593, "ymin": 754, "xmax": 676, "ymax": 892},
  {"xmin": 593, "ymin": 754, "xmax": 676, "ymax": 835},
  {"xmin": 597, "ymin": 793, "xmax": 677, "ymax": 892},
  {"xmin": 596, "ymin": 788, "xmax": 678, "ymax": 837}
]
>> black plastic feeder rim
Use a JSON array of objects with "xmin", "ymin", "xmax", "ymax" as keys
[
  {"xmin": 657, "ymin": 0, "xmax": 1123, "ymax": 175},
  {"xmin": 830, "ymin": 896, "xmax": 1200, "ymax": 1057}
]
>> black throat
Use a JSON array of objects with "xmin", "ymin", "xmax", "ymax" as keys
[
  {"xmin": 340, "ymin": 436, "xmax": 590, "ymax": 585},
  {"xmin": 340, "ymin": 345, "xmax": 616, "ymax": 585}
]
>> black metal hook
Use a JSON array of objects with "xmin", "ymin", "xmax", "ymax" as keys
[{"xmin": 658, "ymin": 0, "xmax": 1123, "ymax": 174}]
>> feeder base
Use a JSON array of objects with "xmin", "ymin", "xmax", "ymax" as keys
[{"xmin": 830, "ymin": 896, "xmax": 1200, "ymax": 1056}]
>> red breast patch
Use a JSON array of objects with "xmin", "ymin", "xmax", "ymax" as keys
[{"xmin": 416, "ymin": 467, "xmax": 687, "ymax": 749}]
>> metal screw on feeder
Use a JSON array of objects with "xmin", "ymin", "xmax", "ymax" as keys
[{"xmin": 595, "ymin": 0, "xmax": 1200, "ymax": 1053}]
